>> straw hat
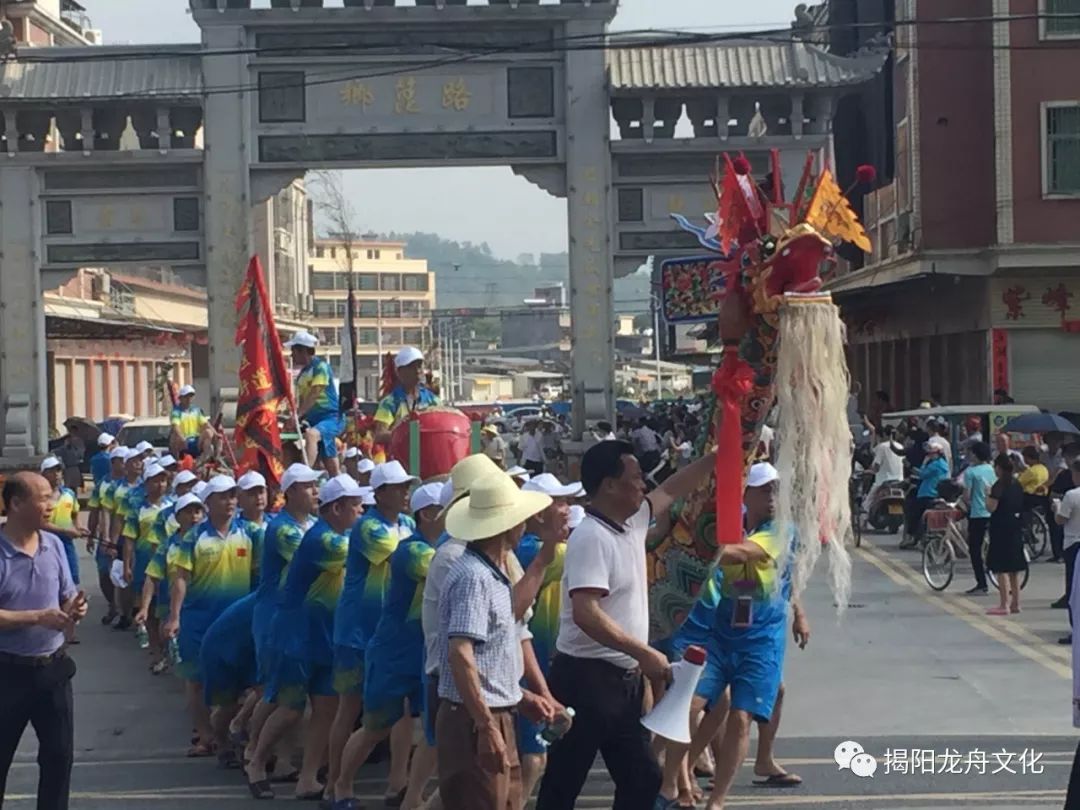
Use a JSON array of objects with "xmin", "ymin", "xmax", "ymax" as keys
[
  {"xmin": 445, "ymin": 472, "xmax": 552, "ymax": 543},
  {"xmin": 444, "ymin": 454, "xmax": 502, "ymax": 511}
]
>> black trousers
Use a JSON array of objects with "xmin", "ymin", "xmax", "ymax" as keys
[
  {"xmin": 0, "ymin": 653, "xmax": 76, "ymax": 810},
  {"xmin": 536, "ymin": 655, "xmax": 661, "ymax": 810},
  {"xmin": 968, "ymin": 517, "xmax": 989, "ymax": 590},
  {"xmin": 523, "ymin": 460, "xmax": 545, "ymax": 477},
  {"xmin": 1066, "ymin": 544, "xmax": 1080, "ymax": 628}
]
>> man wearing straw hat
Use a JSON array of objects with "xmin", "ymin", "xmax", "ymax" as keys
[{"xmin": 436, "ymin": 472, "xmax": 559, "ymax": 810}]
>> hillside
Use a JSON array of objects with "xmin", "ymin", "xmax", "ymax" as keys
[{"xmin": 387, "ymin": 231, "xmax": 652, "ymax": 315}]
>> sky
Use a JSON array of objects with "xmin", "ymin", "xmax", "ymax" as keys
[{"xmin": 87, "ymin": 0, "xmax": 797, "ymax": 258}]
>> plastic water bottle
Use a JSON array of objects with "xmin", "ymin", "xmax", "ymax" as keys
[
  {"xmin": 135, "ymin": 622, "xmax": 150, "ymax": 650},
  {"xmin": 535, "ymin": 707, "xmax": 575, "ymax": 748},
  {"xmin": 168, "ymin": 637, "xmax": 181, "ymax": 666}
]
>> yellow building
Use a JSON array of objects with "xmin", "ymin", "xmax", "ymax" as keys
[{"xmin": 309, "ymin": 239, "xmax": 435, "ymax": 401}]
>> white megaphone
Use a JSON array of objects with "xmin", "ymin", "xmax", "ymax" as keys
[{"xmin": 641, "ymin": 645, "xmax": 707, "ymax": 744}]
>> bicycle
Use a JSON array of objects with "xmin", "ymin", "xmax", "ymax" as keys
[
  {"xmin": 921, "ymin": 506, "xmax": 1031, "ymax": 592},
  {"xmin": 1021, "ymin": 507, "xmax": 1049, "ymax": 561}
]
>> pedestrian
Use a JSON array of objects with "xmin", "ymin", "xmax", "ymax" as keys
[
  {"xmin": 170, "ymin": 384, "xmax": 213, "ymax": 461},
  {"xmin": 902, "ymin": 443, "xmax": 949, "ymax": 549},
  {"xmin": 89, "ymin": 432, "xmax": 116, "ymax": 485},
  {"xmin": 1050, "ymin": 443, "xmax": 1080, "ymax": 569},
  {"xmin": 0, "ymin": 471, "xmax": 88, "ymax": 810},
  {"xmin": 327, "ymin": 461, "xmax": 417, "ymax": 801},
  {"xmin": 55, "ymin": 434, "xmax": 84, "ymax": 493},
  {"xmin": 200, "ymin": 591, "xmax": 258, "ymax": 770},
  {"xmin": 371, "ymin": 346, "xmax": 441, "ymax": 447},
  {"xmin": 332, "ymin": 483, "xmax": 444, "ymax": 810},
  {"xmin": 1055, "ymin": 460, "xmax": 1080, "ymax": 644},
  {"xmin": 535, "ymin": 441, "xmax": 715, "ymax": 810},
  {"xmin": 39, "ymin": 457, "xmax": 85, "ymax": 594},
  {"xmin": 285, "ymin": 329, "xmax": 345, "ymax": 476},
  {"xmin": 122, "ymin": 463, "xmax": 173, "ymax": 664},
  {"xmin": 105, "ymin": 448, "xmax": 145, "ymax": 630},
  {"xmin": 962, "ymin": 442, "xmax": 996, "ymax": 595},
  {"xmin": 986, "ymin": 454, "xmax": 1027, "ymax": 617},
  {"xmin": 163, "ymin": 474, "xmax": 257, "ymax": 757},
  {"xmin": 482, "ymin": 425, "xmax": 509, "ymax": 469},
  {"xmin": 630, "ymin": 418, "xmax": 661, "ymax": 475},
  {"xmin": 247, "ymin": 475, "xmax": 362, "ymax": 800},
  {"xmin": 519, "ymin": 422, "xmax": 546, "ymax": 477},
  {"xmin": 436, "ymin": 472, "xmax": 556, "ymax": 810}
]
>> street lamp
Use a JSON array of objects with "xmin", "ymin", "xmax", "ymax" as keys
[{"xmin": 651, "ymin": 292, "xmax": 664, "ymax": 399}]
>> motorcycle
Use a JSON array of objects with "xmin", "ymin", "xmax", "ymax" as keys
[{"xmin": 865, "ymin": 480, "xmax": 906, "ymax": 534}]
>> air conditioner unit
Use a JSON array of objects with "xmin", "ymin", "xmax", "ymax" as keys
[
  {"xmin": 275, "ymin": 228, "xmax": 292, "ymax": 251},
  {"xmin": 83, "ymin": 29, "xmax": 103, "ymax": 45}
]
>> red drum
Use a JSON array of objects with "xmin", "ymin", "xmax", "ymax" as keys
[{"xmin": 388, "ymin": 407, "xmax": 474, "ymax": 481}]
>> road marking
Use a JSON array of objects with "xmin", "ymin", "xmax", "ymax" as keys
[
  {"xmin": 863, "ymin": 540, "xmax": 1071, "ymax": 663},
  {"xmin": 856, "ymin": 542, "xmax": 1071, "ymax": 680}
]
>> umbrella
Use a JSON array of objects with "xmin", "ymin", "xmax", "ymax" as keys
[{"xmin": 1002, "ymin": 412, "xmax": 1080, "ymax": 435}]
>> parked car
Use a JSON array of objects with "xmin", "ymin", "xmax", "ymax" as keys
[{"xmin": 116, "ymin": 417, "xmax": 172, "ymax": 454}]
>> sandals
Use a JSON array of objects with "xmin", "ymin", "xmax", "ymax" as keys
[
  {"xmin": 187, "ymin": 741, "xmax": 215, "ymax": 758},
  {"xmin": 150, "ymin": 659, "xmax": 170, "ymax": 676},
  {"xmin": 246, "ymin": 777, "xmax": 275, "ymax": 801}
]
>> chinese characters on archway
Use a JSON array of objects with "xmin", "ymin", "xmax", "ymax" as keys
[{"xmin": 338, "ymin": 76, "xmax": 472, "ymax": 114}]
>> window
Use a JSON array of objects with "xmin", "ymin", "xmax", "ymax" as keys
[
  {"xmin": 1043, "ymin": 0, "xmax": 1080, "ymax": 37},
  {"xmin": 380, "ymin": 274, "xmax": 401, "ymax": 291},
  {"xmin": 357, "ymin": 328, "xmax": 378, "ymax": 345},
  {"xmin": 173, "ymin": 197, "xmax": 200, "ymax": 232},
  {"xmin": 381, "ymin": 327, "xmax": 402, "ymax": 345},
  {"xmin": 396, "ymin": 252, "xmax": 403, "ymax": 260},
  {"xmin": 402, "ymin": 273, "xmax": 429, "ymax": 292},
  {"xmin": 334, "ymin": 272, "xmax": 348, "ymax": 290},
  {"xmin": 314, "ymin": 300, "xmax": 336, "ymax": 317},
  {"xmin": 330, "ymin": 247, "xmax": 337, "ymax": 260},
  {"xmin": 381, "ymin": 300, "xmax": 401, "ymax": 318},
  {"xmin": 358, "ymin": 300, "xmax": 379, "ymax": 318},
  {"xmin": 315, "ymin": 246, "xmax": 325, "ymax": 258},
  {"xmin": 356, "ymin": 273, "xmax": 378, "ymax": 291},
  {"xmin": 45, "ymin": 200, "xmax": 72, "ymax": 235},
  {"xmin": 400, "ymin": 300, "xmax": 421, "ymax": 318},
  {"xmin": 1044, "ymin": 103, "xmax": 1080, "ymax": 195},
  {"xmin": 335, "ymin": 301, "xmax": 348, "ymax": 318},
  {"xmin": 258, "ymin": 71, "xmax": 306, "ymax": 123},
  {"xmin": 311, "ymin": 273, "xmax": 335, "ymax": 290},
  {"xmin": 403, "ymin": 328, "xmax": 424, "ymax": 345}
]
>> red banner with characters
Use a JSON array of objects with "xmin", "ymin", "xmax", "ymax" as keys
[
  {"xmin": 660, "ymin": 256, "xmax": 739, "ymax": 323},
  {"xmin": 991, "ymin": 328, "xmax": 1009, "ymax": 394}
]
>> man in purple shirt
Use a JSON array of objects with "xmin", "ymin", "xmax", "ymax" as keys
[{"xmin": 0, "ymin": 471, "xmax": 88, "ymax": 810}]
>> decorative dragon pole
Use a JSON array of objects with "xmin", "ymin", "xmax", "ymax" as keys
[{"xmin": 648, "ymin": 151, "xmax": 876, "ymax": 642}]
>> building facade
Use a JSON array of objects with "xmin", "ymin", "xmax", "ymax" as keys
[
  {"xmin": 828, "ymin": 0, "xmax": 1080, "ymax": 411},
  {"xmin": 308, "ymin": 238, "xmax": 435, "ymax": 401},
  {"xmin": 1, "ymin": 0, "xmax": 101, "ymax": 48}
]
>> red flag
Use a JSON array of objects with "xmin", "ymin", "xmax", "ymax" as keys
[{"xmin": 234, "ymin": 256, "xmax": 294, "ymax": 487}]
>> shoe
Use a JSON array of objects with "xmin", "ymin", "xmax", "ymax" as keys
[
  {"xmin": 1059, "ymin": 635, "xmax": 1073, "ymax": 645},
  {"xmin": 1052, "ymin": 597, "xmax": 1068, "ymax": 609},
  {"xmin": 114, "ymin": 616, "xmax": 132, "ymax": 631},
  {"xmin": 965, "ymin": 586, "xmax": 989, "ymax": 595},
  {"xmin": 1010, "ymin": 606, "xmax": 1021, "ymax": 614},
  {"xmin": 986, "ymin": 606, "xmax": 1009, "ymax": 616},
  {"xmin": 100, "ymin": 608, "xmax": 118, "ymax": 626}
]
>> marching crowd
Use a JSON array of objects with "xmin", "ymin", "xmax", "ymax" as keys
[{"xmin": 2, "ymin": 340, "xmax": 812, "ymax": 810}]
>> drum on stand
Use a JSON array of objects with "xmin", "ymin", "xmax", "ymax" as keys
[{"xmin": 388, "ymin": 407, "xmax": 474, "ymax": 481}]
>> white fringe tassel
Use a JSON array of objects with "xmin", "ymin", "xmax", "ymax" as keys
[{"xmin": 773, "ymin": 298, "xmax": 854, "ymax": 613}]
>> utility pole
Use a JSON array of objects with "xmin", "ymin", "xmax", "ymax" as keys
[
  {"xmin": 445, "ymin": 319, "xmax": 455, "ymax": 404},
  {"xmin": 653, "ymin": 294, "xmax": 664, "ymax": 399},
  {"xmin": 457, "ymin": 330, "xmax": 465, "ymax": 403}
]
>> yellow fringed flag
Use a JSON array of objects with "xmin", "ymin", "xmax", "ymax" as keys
[{"xmin": 805, "ymin": 169, "xmax": 872, "ymax": 253}]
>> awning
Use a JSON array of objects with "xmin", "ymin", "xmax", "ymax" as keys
[{"xmin": 46, "ymin": 314, "xmax": 189, "ymax": 341}]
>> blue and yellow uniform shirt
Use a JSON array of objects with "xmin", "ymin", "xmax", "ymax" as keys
[
  {"xmin": 144, "ymin": 525, "xmax": 186, "ymax": 620},
  {"xmin": 373, "ymin": 385, "xmax": 440, "ymax": 431},
  {"xmin": 272, "ymin": 518, "xmax": 349, "ymax": 665},
  {"xmin": 173, "ymin": 517, "xmax": 256, "ymax": 639},
  {"xmin": 170, "ymin": 405, "xmax": 209, "ymax": 441},
  {"xmin": 513, "ymin": 534, "xmax": 565, "ymax": 671},
  {"xmin": 711, "ymin": 520, "xmax": 792, "ymax": 644},
  {"xmin": 239, "ymin": 515, "xmax": 268, "ymax": 587},
  {"xmin": 296, "ymin": 356, "xmax": 339, "ymax": 424},
  {"xmin": 368, "ymin": 533, "xmax": 436, "ymax": 674},
  {"xmin": 48, "ymin": 487, "xmax": 80, "ymax": 534},
  {"xmin": 254, "ymin": 512, "xmax": 314, "ymax": 647},
  {"xmin": 88, "ymin": 476, "xmax": 114, "ymax": 511},
  {"xmin": 124, "ymin": 495, "xmax": 174, "ymax": 591},
  {"xmin": 334, "ymin": 508, "xmax": 415, "ymax": 652},
  {"xmin": 90, "ymin": 450, "xmax": 112, "ymax": 484}
]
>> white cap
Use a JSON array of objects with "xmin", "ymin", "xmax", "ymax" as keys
[
  {"xmin": 410, "ymin": 482, "xmax": 444, "ymax": 513},
  {"xmin": 506, "ymin": 465, "xmax": 531, "ymax": 481},
  {"xmin": 746, "ymin": 462, "xmax": 779, "ymax": 489},
  {"xmin": 191, "ymin": 481, "xmax": 209, "ymax": 501},
  {"xmin": 395, "ymin": 346, "xmax": 424, "ymax": 368},
  {"xmin": 320, "ymin": 474, "xmax": 364, "ymax": 506},
  {"xmin": 284, "ymin": 330, "xmax": 318, "ymax": 349},
  {"xmin": 371, "ymin": 460, "xmax": 418, "ymax": 490},
  {"xmin": 39, "ymin": 456, "xmax": 62, "ymax": 473},
  {"xmin": 109, "ymin": 446, "xmax": 130, "ymax": 461},
  {"xmin": 158, "ymin": 454, "xmax": 177, "ymax": 468},
  {"xmin": 202, "ymin": 474, "xmax": 238, "ymax": 500},
  {"xmin": 135, "ymin": 441, "xmax": 154, "ymax": 455},
  {"xmin": 282, "ymin": 463, "xmax": 320, "ymax": 493},
  {"xmin": 359, "ymin": 486, "xmax": 376, "ymax": 506},
  {"xmin": 143, "ymin": 463, "xmax": 167, "ymax": 482},
  {"xmin": 568, "ymin": 504, "xmax": 586, "ymax": 530},
  {"xmin": 357, "ymin": 458, "xmax": 375, "ymax": 474},
  {"xmin": 237, "ymin": 471, "xmax": 267, "ymax": 491},
  {"xmin": 97, "ymin": 432, "xmax": 115, "ymax": 447},
  {"xmin": 178, "ymin": 384, "xmax": 196, "ymax": 397},
  {"xmin": 344, "ymin": 447, "xmax": 360, "ymax": 460},
  {"xmin": 522, "ymin": 473, "xmax": 583, "ymax": 499},
  {"xmin": 173, "ymin": 470, "xmax": 197, "ymax": 488},
  {"xmin": 439, "ymin": 481, "xmax": 456, "ymax": 509},
  {"xmin": 175, "ymin": 492, "xmax": 204, "ymax": 514}
]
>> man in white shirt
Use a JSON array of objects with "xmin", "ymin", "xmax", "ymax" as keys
[
  {"xmin": 864, "ymin": 429, "xmax": 906, "ymax": 509},
  {"xmin": 926, "ymin": 419, "xmax": 953, "ymax": 473},
  {"xmin": 1056, "ymin": 460, "xmax": 1080, "ymax": 645},
  {"xmin": 519, "ymin": 422, "xmax": 546, "ymax": 477},
  {"xmin": 535, "ymin": 441, "xmax": 716, "ymax": 810}
]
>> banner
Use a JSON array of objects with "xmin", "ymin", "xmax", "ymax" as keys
[{"xmin": 660, "ymin": 256, "xmax": 737, "ymax": 323}]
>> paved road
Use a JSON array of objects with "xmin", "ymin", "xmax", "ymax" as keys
[{"xmin": 6, "ymin": 537, "xmax": 1077, "ymax": 809}]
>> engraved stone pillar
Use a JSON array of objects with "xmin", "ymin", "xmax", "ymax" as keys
[
  {"xmin": 791, "ymin": 93, "xmax": 805, "ymax": 139},
  {"xmin": 156, "ymin": 106, "xmax": 172, "ymax": 151},
  {"xmin": 564, "ymin": 16, "xmax": 615, "ymax": 438},
  {"xmin": 0, "ymin": 166, "xmax": 48, "ymax": 456},
  {"xmin": 200, "ymin": 25, "xmax": 252, "ymax": 418}
]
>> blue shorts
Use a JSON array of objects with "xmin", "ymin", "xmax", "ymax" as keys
[
  {"xmin": 422, "ymin": 671, "xmax": 438, "ymax": 747},
  {"xmin": 202, "ymin": 655, "xmax": 256, "ymax": 709},
  {"xmin": 310, "ymin": 416, "xmax": 342, "ymax": 459},
  {"xmin": 176, "ymin": 626, "xmax": 209, "ymax": 683},
  {"xmin": 332, "ymin": 644, "xmax": 365, "ymax": 696},
  {"xmin": 254, "ymin": 631, "xmax": 278, "ymax": 686},
  {"xmin": 677, "ymin": 634, "xmax": 786, "ymax": 723},
  {"xmin": 184, "ymin": 436, "xmax": 201, "ymax": 456},
  {"xmin": 516, "ymin": 713, "xmax": 546, "ymax": 756},
  {"xmin": 59, "ymin": 536, "xmax": 80, "ymax": 586},
  {"xmin": 264, "ymin": 655, "xmax": 334, "ymax": 711},
  {"xmin": 363, "ymin": 656, "xmax": 421, "ymax": 732}
]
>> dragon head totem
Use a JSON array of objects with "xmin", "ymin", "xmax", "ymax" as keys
[{"xmin": 648, "ymin": 151, "xmax": 875, "ymax": 642}]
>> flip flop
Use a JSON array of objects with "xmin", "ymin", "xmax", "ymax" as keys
[
  {"xmin": 187, "ymin": 742, "xmax": 215, "ymax": 758},
  {"xmin": 752, "ymin": 773, "xmax": 803, "ymax": 788},
  {"xmin": 218, "ymin": 749, "xmax": 243, "ymax": 770},
  {"xmin": 246, "ymin": 777, "xmax": 275, "ymax": 801}
]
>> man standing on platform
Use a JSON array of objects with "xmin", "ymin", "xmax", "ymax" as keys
[
  {"xmin": 373, "ymin": 346, "xmax": 440, "ymax": 446},
  {"xmin": 170, "ymin": 385, "xmax": 214, "ymax": 461},
  {"xmin": 286, "ymin": 329, "xmax": 344, "ymax": 477}
]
